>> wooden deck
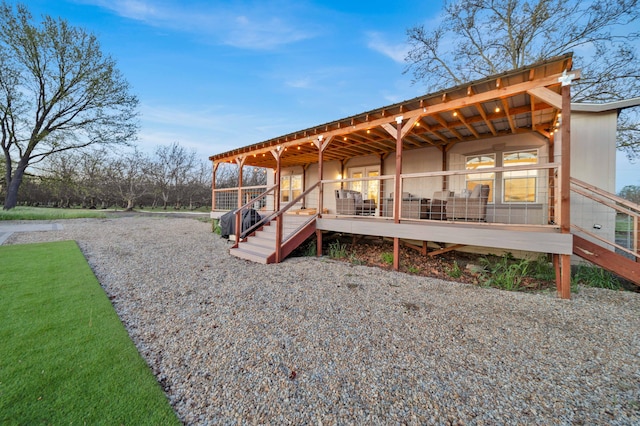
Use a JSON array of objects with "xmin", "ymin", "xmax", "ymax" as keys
[{"xmin": 316, "ymin": 216, "xmax": 573, "ymax": 255}]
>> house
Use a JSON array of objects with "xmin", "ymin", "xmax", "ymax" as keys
[{"xmin": 209, "ymin": 53, "xmax": 640, "ymax": 299}]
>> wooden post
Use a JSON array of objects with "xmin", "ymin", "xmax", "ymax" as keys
[
  {"xmin": 441, "ymin": 146, "xmax": 447, "ymax": 191},
  {"xmin": 211, "ymin": 162, "xmax": 219, "ymax": 211},
  {"xmin": 634, "ymin": 215, "xmax": 639, "ymax": 262},
  {"xmin": 558, "ymin": 81, "xmax": 572, "ymax": 299},
  {"xmin": 233, "ymin": 157, "xmax": 245, "ymax": 249},
  {"xmin": 548, "ymin": 133, "xmax": 556, "ymax": 223},
  {"xmin": 275, "ymin": 215, "xmax": 282, "ymax": 263},
  {"xmin": 316, "ymin": 229, "xmax": 323, "ymax": 258},
  {"xmin": 393, "ymin": 116, "xmax": 403, "ymax": 271},
  {"xmin": 317, "ymin": 137, "xmax": 325, "ymax": 257},
  {"xmin": 271, "ymin": 149, "xmax": 282, "ymax": 212},
  {"xmin": 318, "ymin": 136, "xmax": 324, "ymax": 217},
  {"xmin": 236, "ymin": 158, "xmax": 244, "ymax": 208}
]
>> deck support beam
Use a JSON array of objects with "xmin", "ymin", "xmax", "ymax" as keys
[
  {"xmin": 271, "ymin": 149, "xmax": 282, "ymax": 211},
  {"xmin": 316, "ymin": 136, "xmax": 330, "ymax": 257},
  {"xmin": 211, "ymin": 161, "xmax": 219, "ymax": 211},
  {"xmin": 393, "ymin": 116, "xmax": 403, "ymax": 271},
  {"xmin": 233, "ymin": 157, "xmax": 246, "ymax": 249},
  {"xmin": 557, "ymin": 78, "xmax": 572, "ymax": 299}
]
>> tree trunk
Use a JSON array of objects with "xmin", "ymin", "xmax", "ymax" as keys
[{"xmin": 3, "ymin": 162, "xmax": 27, "ymax": 210}]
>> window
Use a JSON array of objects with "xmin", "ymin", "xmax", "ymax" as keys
[
  {"xmin": 465, "ymin": 154, "xmax": 495, "ymax": 202},
  {"xmin": 280, "ymin": 174, "xmax": 302, "ymax": 203},
  {"xmin": 349, "ymin": 166, "xmax": 380, "ymax": 203},
  {"xmin": 503, "ymin": 150, "xmax": 538, "ymax": 202}
]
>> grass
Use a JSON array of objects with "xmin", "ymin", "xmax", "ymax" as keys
[
  {"xmin": 446, "ymin": 261, "xmax": 462, "ymax": 279},
  {"xmin": 572, "ymin": 263, "xmax": 623, "ymax": 290},
  {"xmin": 328, "ymin": 240, "xmax": 348, "ymax": 259},
  {"xmin": 0, "ymin": 241, "xmax": 179, "ymax": 425},
  {"xmin": 478, "ymin": 254, "xmax": 555, "ymax": 291},
  {"xmin": 380, "ymin": 252, "xmax": 394, "ymax": 265},
  {"xmin": 0, "ymin": 206, "xmax": 107, "ymax": 220},
  {"xmin": 138, "ymin": 205, "xmax": 210, "ymax": 213}
]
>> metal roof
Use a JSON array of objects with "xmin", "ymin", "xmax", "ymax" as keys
[{"xmin": 210, "ymin": 53, "xmax": 575, "ymax": 169}]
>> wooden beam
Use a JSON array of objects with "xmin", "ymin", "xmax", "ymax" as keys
[
  {"xmin": 400, "ymin": 240, "xmax": 428, "ymax": 255},
  {"xmin": 527, "ymin": 87, "xmax": 562, "ymax": 109},
  {"xmin": 428, "ymin": 244, "xmax": 466, "ymax": 257},
  {"xmin": 394, "ymin": 118, "xmax": 403, "ymax": 225},
  {"xmin": 501, "ymin": 98, "xmax": 517, "ymax": 133},
  {"xmin": 557, "ymin": 82, "xmax": 572, "ymax": 299},
  {"xmin": 573, "ymin": 235, "xmax": 639, "ymax": 285},
  {"xmin": 474, "ymin": 103, "xmax": 497, "ymax": 136},
  {"xmin": 393, "ymin": 117, "xmax": 402, "ymax": 272},
  {"xmin": 453, "ymin": 109, "xmax": 480, "ymax": 138},
  {"xmin": 560, "ymin": 86, "xmax": 571, "ymax": 234},
  {"xmin": 211, "ymin": 161, "xmax": 219, "ymax": 211},
  {"xmin": 432, "ymin": 114, "xmax": 464, "ymax": 140}
]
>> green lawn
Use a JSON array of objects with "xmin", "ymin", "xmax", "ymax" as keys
[
  {"xmin": 0, "ymin": 241, "xmax": 180, "ymax": 425},
  {"xmin": 0, "ymin": 206, "xmax": 107, "ymax": 220}
]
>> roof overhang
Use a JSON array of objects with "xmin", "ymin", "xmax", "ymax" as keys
[
  {"xmin": 210, "ymin": 53, "xmax": 577, "ymax": 169},
  {"xmin": 572, "ymin": 97, "xmax": 640, "ymax": 113}
]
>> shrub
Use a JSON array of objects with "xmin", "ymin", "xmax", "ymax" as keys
[
  {"xmin": 381, "ymin": 252, "xmax": 394, "ymax": 264},
  {"xmin": 407, "ymin": 264, "xmax": 421, "ymax": 274},
  {"xmin": 447, "ymin": 261, "xmax": 462, "ymax": 279},
  {"xmin": 303, "ymin": 240, "xmax": 317, "ymax": 257},
  {"xmin": 479, "ymin": 254, "xmax": 528, "ymax": 291},
  {"xmin": 328, "ymin": 240, "xmax": 348, "ymax": 259}
]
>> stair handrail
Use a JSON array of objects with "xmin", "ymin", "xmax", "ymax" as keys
[
  {"xmin": 570, "ymin": 177, "xmax": 639, "ymax": 260},
  {"xmin": 571, "ymin": 178, "xmax": 640, "ymax": 214},
  {"xmin": 276, "ymin": 181, "xmax": 321, "ymax": 244},
  {"xmin": 233, "ymin": 182, "xmax": 320, "ymax": 249},
  {"xmin": 233, "ymin": 184, "xmax": 277, "ymax": 247}
]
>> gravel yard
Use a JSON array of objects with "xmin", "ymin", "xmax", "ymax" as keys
[{"xmin": 5, "ymin": 215, "xmax": 640, "ymax": 425}]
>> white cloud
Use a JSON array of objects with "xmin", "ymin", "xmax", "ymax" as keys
[
  {"xmin": 366, "ymin": 31, "xmax": 408, "ymax": 63},
  {"xmin": 75, "ymin": 0, "xmax": 317, "ymax": 50},
  {"xmin": 285, "ymin": 77, "xmax": 312, "ymax": 89}
]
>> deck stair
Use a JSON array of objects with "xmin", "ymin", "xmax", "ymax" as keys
[
  {"xmin": 230, "ymin": 214, "xmax": 316, "ymax": 264},
  {"xmin": 570, "ymin": 178, "xmax": 639, "ymax": 286},
  {"xmin": 572, "ymin": 235, "xmax": 640, "ymax": 285}
]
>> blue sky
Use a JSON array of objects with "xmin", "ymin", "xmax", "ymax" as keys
[{"xmin": 19, "ymin": 0, "xmax": 639, "ymax": 190}]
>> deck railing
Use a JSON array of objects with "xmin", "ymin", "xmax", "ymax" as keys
[
  {"xmin": 570, "ymin": 178, "xmax": 639, "ymax": 261},
  {"xmin": 212, "ymin": 185, "xmax": 270, "ymax": 211},
  {"xmin": 319, "ymin": 163, "xmax": 559, "ymax": 227},
  {"xmin": 215, "ymin": 163, "xmax": 563, "ymax": 228},
  {"xmin": 230, "ymin": 185, "xmax": 277, "ymax": 246}
]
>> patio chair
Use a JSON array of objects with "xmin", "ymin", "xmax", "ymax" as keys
[
  {"xmin": 446, "ymin": 184, "xmax": 490, "ymax": 221},
  {"xmin": 335, "ymin": 189, "xmax": 376, "ymax": 215},
  {"xmin": 429, "ymin": 190, "xmax": 453, "ymax": 220},
  {"xmin": 385, "ymin": 192, "xmax": 430, "ymax": 219}
]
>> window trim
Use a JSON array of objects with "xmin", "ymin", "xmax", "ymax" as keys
[
  {"xmin": 280, "ymin": 173, "xmax": 303, "ymax": 204},
  {"xmin": 502, "ymin": 149, "xmax": 539, "ymax": 204},
  {"xmin": 463, "ymin": 148, "xmax": 541, "ymax": 205}
]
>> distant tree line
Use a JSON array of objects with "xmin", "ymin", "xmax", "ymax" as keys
[
  {"xmin": 619, "ymin": 185, "xmax": 640, "ymax": 205},
  {"xmin": 0, "ymin": 142, "xmax": 267, "ymax": 211}
]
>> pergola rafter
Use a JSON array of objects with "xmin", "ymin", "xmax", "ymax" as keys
[{"xmin": 210, "ymin": 54, "xmax": 577, "ymax": 171}]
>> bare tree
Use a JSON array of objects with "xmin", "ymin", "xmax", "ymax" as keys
[
  {"xmin": 184, "ymin": 159, "xmax": 211, "ymax": 209},
  {"xmin": 76, "ymin": 148, "xmax": 111, "ymax": 208},
  {"xmin": 106, "ymin": 149, "xmax": 150, "ymax": 211},
  {"xmin": 151, "ymin": 142, "xmax": 197, "ymax": 209},
  {"xmin": 44, "ymin": 152, "xmax": 80, "ymax": 208},
  {"xmin": 0, "ymin": 2, "xmax": 138, "ymax": 209},
  {"xmin": 619, "ymin": 185, "xmax": 640, "ymax": 204},
  {"xmin": 405, "ymin": 0, "xmax": 640, "ymax": 157}
]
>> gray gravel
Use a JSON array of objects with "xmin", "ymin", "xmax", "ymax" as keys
[{"xmin": 5, "ymin": 216, "xmax": 640, "ymax": 425}]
